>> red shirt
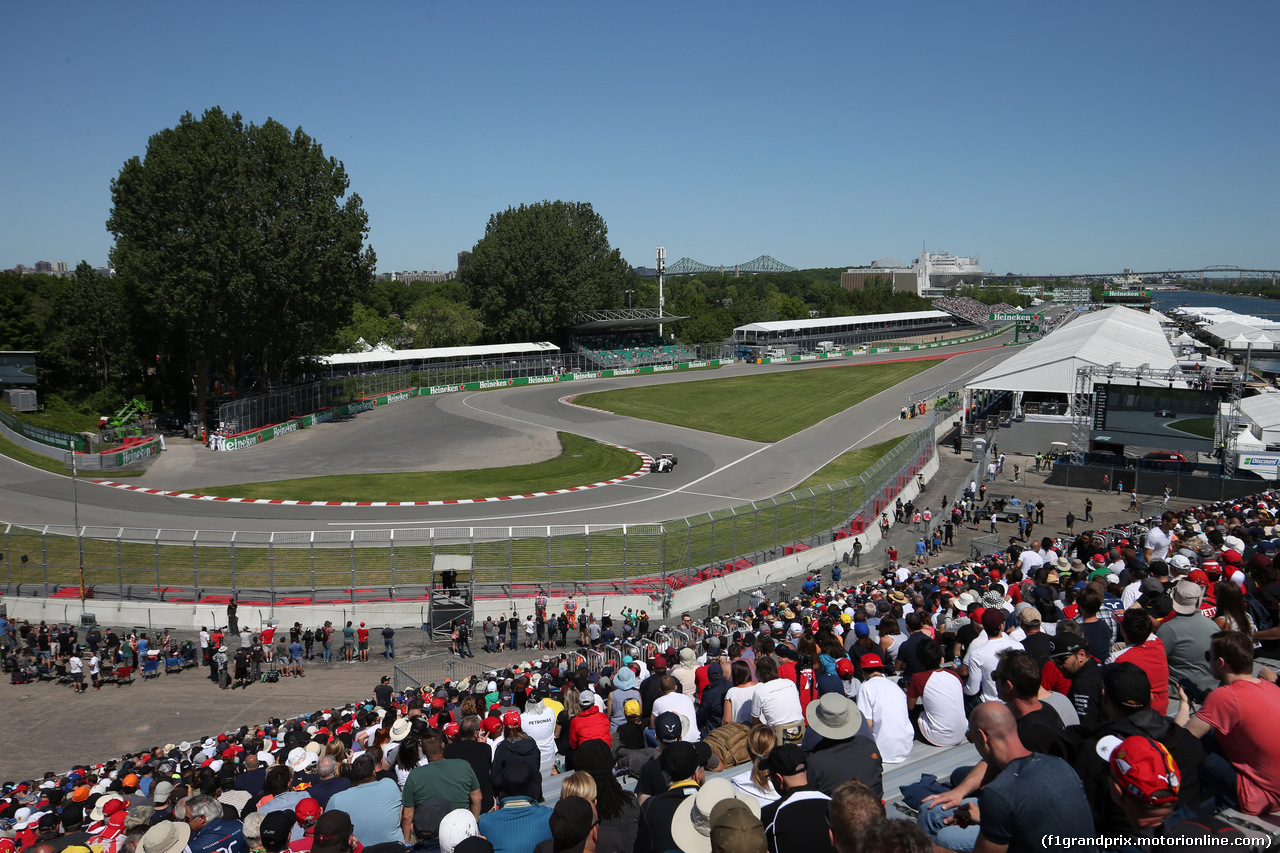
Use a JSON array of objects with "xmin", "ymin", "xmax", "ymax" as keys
[
  {"xmin": 357, "ymin": 627, "xmax": 369, "ymax": 643},
  {"xmin": 1111, "ymin": 639, "xmax": 1170, "ymax": 715},
  {"xmin": 1197, "ymin": 679, "xmax": 1280, "ymax": 814},
  {"xmin": 1040, "ymin": 659, "xmax": 1072, "ymax": 696}
]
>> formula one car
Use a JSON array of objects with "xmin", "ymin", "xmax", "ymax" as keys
[{"xmin": 650, "ymin": 453, "xmax": 678, "ymax": 473}]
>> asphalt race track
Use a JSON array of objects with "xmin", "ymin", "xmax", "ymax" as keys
[{"xmin": 0, "ymin": 336, "xmax": 1020, "ymax": 535}]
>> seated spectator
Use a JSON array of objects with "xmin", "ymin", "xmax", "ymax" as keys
[
  {"xmin": 758, "ymin": 745, "xmax": 834, "ymax": 853},
  {"xmin": 730, "ymin": 726, "xmax": 781, "ymax": 809},
  {"xmin": 569, "ymin": 740, "xmax": 639, "ymax": 853},
  {"xmin": 905, "ymin": 638, "xmax": 966, "ymax": 747},
  {"xmin": 1108, "ymin": 609, "xmax": 1170, "ymax": 716},
  {"xmin": 326, "ymin": 754, "xmax": 403, "ymax": 848},
  {"xmin": 854, "ymin": 654, "xmax": 912, "ymax": 764},
  {"xmin": 825, "ymin": 779, "xmax": 886, "ymax": 853},
  {"xmin": 917, "ymin": 702, "xmax": 1096, "ymax": 852},
  {"xmin": 1157, "ymin": 580, "xmax": 1219, "ymax": 700},
  {"xmin": 635, "ymin": 743, "xmax": 703, "ymax": 853},
  {"xmin": 750, "ymin": 656, "xmax": 804, "ymax": 746},
  {"xmin": 802, "ymin": 692, "xmax": 884, "ymax": 799},
  {"xmin": 476, "ymin": 763, "xmax": 553, "ymax": 853},
  {"xmin": 1176, "ymin": 630, "xmax": 1280, "ymax": 814}
]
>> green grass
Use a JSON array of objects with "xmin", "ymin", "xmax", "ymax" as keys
[
  {"xmin": 188, "ymin": 432, "xmax": 642, "ymax": 502},
  {"xmin": 1, "ymin": 400, "xmax": 100, "ymax": 434},
  {"xmin": 575, "ymin": 360, "xmax": 942, "ymax": 442},
  {"xmin": 0, "ymin": 432, "xmax": 145, "ymax": 478},
  {"xmin": 793, "ymin": 436, "xmax": 907, "ymax": 491},
  {"xmin": 2, "ymin": 431, "xmax": 931, "ymax": 590},
  {"xmin": 1168, "ymin": 416, "xmax": 1215, "ymax": 438}
]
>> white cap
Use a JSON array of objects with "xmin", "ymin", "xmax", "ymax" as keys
[{"xmin": 438, "ymin": 809, "xmax": 478, "ymax": 853}]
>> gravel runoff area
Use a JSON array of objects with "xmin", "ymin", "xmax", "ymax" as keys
[{"xmin": 3, "ymin": 443, "xmax": 1160, "ymax": 782}]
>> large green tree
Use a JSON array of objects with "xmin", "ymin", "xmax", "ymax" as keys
[
  {"xmin": 107, "ymin": 107, "xmax": 376, "ymax": 425},
  {"xmin": 461, "ymin": 200, "xmax": 631, "ymax": 342}
]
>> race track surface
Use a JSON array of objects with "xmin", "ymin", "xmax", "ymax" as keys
[{"xmin": 0, "ymin": 338, "xmax": 1019, "ymax": 534}]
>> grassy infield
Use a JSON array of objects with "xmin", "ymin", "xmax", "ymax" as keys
[{"xmin": 7, "ymin": 360, "xmax": 938, "ymax": 588}]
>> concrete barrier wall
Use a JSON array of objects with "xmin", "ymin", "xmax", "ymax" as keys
[{"xmin": 2, "ymin": 454, "xmax": 941, "ymax": 632}]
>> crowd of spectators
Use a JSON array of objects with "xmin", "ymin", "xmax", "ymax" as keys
[
  {"xmin": 5, "ymin": 491, "xmax": 1280, "ymax": 852},
  {"xmin": 932, "ymin": 297, "xmax": 1025, "ymax": 327},
  {"xmin": 573, "ymin": 336, "xmax": 695, "ymax": 370}
]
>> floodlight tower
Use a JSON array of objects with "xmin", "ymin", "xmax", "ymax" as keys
[{"xmin": 657, "ymin": 246, "xmax": 666, "ymax": 338}]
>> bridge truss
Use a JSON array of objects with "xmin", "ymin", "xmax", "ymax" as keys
[{"xmin": 665, "ymin": 255, "xmax": 798, "ymax": 276}]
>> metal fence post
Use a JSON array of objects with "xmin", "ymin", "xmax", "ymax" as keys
[
  {"xmin": 349, "ymin": 531, "xmax": 356, "ymax": 605},
  {"xmin": 230, "ymin": 532, "xmax": 237, "ymax": 592},
  {"xmin": 269, "ymin": 534, "xmax": 276, "ymax": 604},
  {"xmin": 41, "ymin": 526, "xmax": 49, "ymax": 596},
  {"xmin": 389, "ymin": 530, "xmax": 396, "ymax": 601},
  {"xmin": 117, "ymin": 530, "xmax": 124, "ymax": 599},
  {"xmin": 154, "ymin": 530, "xmax": 161, "ymax": 594},
  {"xmin": 191, "ymin": 531, "xmax": 199, "ymax": 593}
]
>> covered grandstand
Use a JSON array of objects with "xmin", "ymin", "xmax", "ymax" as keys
[{"xmin": 731, "ymin": 309, "xmax": 960, "ymax": 352}]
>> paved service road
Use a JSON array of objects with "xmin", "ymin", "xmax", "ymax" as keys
[{"xmin": 0, "ymin": 337, "xmax": 1019, "ymax": 534}]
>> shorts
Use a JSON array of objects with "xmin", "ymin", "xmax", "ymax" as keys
[
  {"xmin": 72, "ymin": 672, "xmax": 83, "ymax": 685},
  {"xmin": 290, "ymin": 653, "xmax": 302, "ymax": 663},
  {"xmin": 344, "ymin": 638, "xmax": 355, "ymax": 648},
  {"xmin": 358, "ymin": 640, "xmax": 368, "ymax": 650}
]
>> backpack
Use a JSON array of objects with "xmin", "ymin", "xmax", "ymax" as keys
[
  {"xmin": 702, "ymin": 722, "xmax": 751, "ymax": 768},
  {"xmin": 303, "ymin": 628, "xmax": 314, "ymax": 644},
  {"xmin": 1245, "ymin": 592, "xmax": 1276, "ymax": 632}
]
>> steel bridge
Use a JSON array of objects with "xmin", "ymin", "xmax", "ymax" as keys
[
  {"xmin": 1009, "ymin": 265, "xmax": 1280, "ymax": 283},
  {"xmin": 665, "ymin": 254, "xmax": 798, "ymax": 276}
]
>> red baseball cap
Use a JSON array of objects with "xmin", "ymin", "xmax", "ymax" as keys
[
  {"xmin": 481, "ymin": 717, "xmax": 503, "ymax": 736},
  {"xmin": 431, "ymin": 697, "xmax": 446, "ymax": 710},
  {"xmin": 835, "ymin": 658, "xmax": 856, "ymax": 677},
  {"xmin": 295, "ymin": 797, "xmax": 323, "ymax": 826},
  {"xmin": 501, "ymin": 710, "xmax": 522, "ymax": 729},
  {"xmin": 859, "ymin": 653, "xmax": 885, "ymax": 669},
  {"xmin": 1186, "ymin": 570, "xmax": 1210, "ymax": 588},
  {"xmin": 1105, "ymin": 735, "xmax": 1181, "ymax": 806},
  {"xmin": 443, "ymin": 723, "xmax": 459, "ymax": 739}
]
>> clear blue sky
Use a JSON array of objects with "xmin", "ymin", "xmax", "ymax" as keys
[{"xmin": 4, "ymin": 2, "xmax": 1278, "ymax": 276}]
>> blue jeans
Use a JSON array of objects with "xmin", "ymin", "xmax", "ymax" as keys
[
  {"xmin": 384, "ymin": 639, "xmax": 395, "ymax": 659},
  {"xmin": 484, "ymin": 635, "xmax": 496, "ymax": 653},
  {"xmin": 322, "ymin": 641, "xmax": 331, "ymax": 661},
  {"xmin": 918, "ymin": 798, "xmax": 980, "ymax": 852},
  {"xmin": 459, "ymin": 639, "xmax": 473, "ymax": 658},
  {"xmin": 1200, "ymin": 735, "xmax": 1240, "ymax": 810}
]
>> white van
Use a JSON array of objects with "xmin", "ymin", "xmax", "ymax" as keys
[{"xmin": 816, "ymin": 341, "xmax": 838, "ymax": 353}]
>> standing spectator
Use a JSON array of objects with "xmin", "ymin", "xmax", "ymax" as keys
[
  {"xmin": 382, "ymin": 625, "xmax": 396, "ymax": 660},
  {"xmin": 357, "ymin": 622, "xmax": 370, "ymax": 662},
  {"xmin": 1066, "ymin": 510, "xmax": 1075, "ymax": 535},
  {"xmin": 342, "ymin": 622, "xmax": 356, "ymax": 662},
  {"xmin": 1084, "ymin": 498, "xmax": 1093, "ymax": 522},
  {"xmin": 483, "ymin": 618, "xmax": 497, "ymax": 654}
]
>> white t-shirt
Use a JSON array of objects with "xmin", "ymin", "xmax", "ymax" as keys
[
  {"xmin": 964, "ymin": 635, "xmax": 1024, "ymax": 702},
  {"xmin": 914, "ymin": 669, "xmax": 966, "ymax": 747},
  {"xmin": 724, "ymin": 684, "xmax": 758, "ymax": 724},
  {"xmin": 651, "ymin": 692, "xmax": 699, "ymax": 742},
  {"xmin": 856, "ymin": 676, "xmax": 914, "ymax": 763},
  {"xmin": 69, "ymin": 656, "xmax": 83, "ymax": 674},
  {"xmin": 521, "ymin": 701, "xmax": 558, "ymax": 769},
  {"xmin": 89, "ymin": 655, "xmax": 100, "ymax": 675},
  {"xmin": 1145, "ymin": 526, "xmax": 1172, "ymax": 562},
  {"xmin": 1016, "ymin": 549, "xmax": 1044, "ymax": 574},
  {"xmin": 751, "ymin": 678, "xmax": 804, "ymax": 727}
]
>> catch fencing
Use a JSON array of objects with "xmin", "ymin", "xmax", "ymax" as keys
[{"xmin": 0, "ymin": 426, "xmax": 934, "ymax": 604}]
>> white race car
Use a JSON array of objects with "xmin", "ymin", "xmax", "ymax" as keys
[{"xmin": 650, "ymin": 453, "xmax": 678, "ymax": 473}]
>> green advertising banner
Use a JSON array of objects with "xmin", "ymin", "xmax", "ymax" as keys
[{"xmin": 0, "ymin": 406, "xmax": 86, "ymax": 451}]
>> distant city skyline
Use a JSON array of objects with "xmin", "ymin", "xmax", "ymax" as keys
[{"xmin": 4, "ymin": 4, "xmax": 1277, "ymax": 277}]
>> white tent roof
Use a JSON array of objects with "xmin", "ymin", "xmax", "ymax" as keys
[
  {"xmin": 1240, "ymin": 394, "xmax": 1280, "ymax": 431},
  {"xmin": 966, "ymin": 306, "xmax": 1182, "ymax": 395},
  {"xmin": 318, "ymin": 341, "xmax": 559, "ymax": 367},
  {"xmin": 734, "ymin": 310, "xmax": 950, "ymax": 334},
  {"xmin": 1202, "ymin": 322, "xmax": 1280, "ymax": 348}
]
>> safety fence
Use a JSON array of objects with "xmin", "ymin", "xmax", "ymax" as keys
[{"xmin": 0, "ymin": 425, "xmax": 934, "ymax": 604}]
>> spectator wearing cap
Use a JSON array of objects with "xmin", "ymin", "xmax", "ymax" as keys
[
  {"xmin": 401, "ymin": 731, "xmax": 482, "ymax": 843},
  {"xmin": 918, "ymin": 703, "xmax": 1095, "ymax": 852},
  {"xmin": 693, "ymin": 638, "xmax": 722, "ymax": 700},
  {"xmin": 961, "ymin": 609, "xmax": 1023, "ymax": 706},
  {"xmin": 568, "ymin": 687, "xmax": 612, "ymax": 756},
  {"xmin": 326, "ymin": 754, "xmax": 404, "ymax": 848},
  {"xmin": 533, "ymin": 796, "xmax": 610, "ymax": 853},
  {"xmin": 635, "ymin": 742, "xmax": 705, "ymax": 853},
  {"xmin": 1156, "ymin": 580, "xmax": 1219, "ymax": 700},
  {"xmin": 672, "ymin": 648, "xmax": 698, "ymax": 696},
  {"xmin": 258, "ymin": 767, "xmax": 313, "ymax": 831},
  {"xmin": 1109, "ymin": 609, "xmax": 1170, "ymax": 716},
  {"xmin": 1101, "ymin": 735, "xmax": 1204, "ymax": 841},
  {"xmin": 802, "ymin": 692, "xmax": 883, "ymax": 799},
  {"xmin": 1176, "ymin": 630, "xmax": 1280, "ymax": 814},
  {"xmin": 605, "ymin": 666, "xmax": 641, "ymax": 734},
  {"xmin": 1050, "ymin": 633, "xmax": 1104, "ymax": 729},
  {"xmin": 638, "ymin": 656, "xmax": 667, "ymax": 725},
  {"xmin": 310, "ymin": 810, "xmax": 371, "ymax": 853},
  {"xmin": 634, "ymin": 712, "xmax": 694, "ymax": 804},
  {"xmin": 670, "ymin": 777, "xmax": 761, "ymax": 853},
  {"xmin": 757, "ymin": 744, "xmax": 834, "ymax": 853},
  {"xmin": 905, "ymin": 637, "xmax": 966, "ymax": 748},
  {"xmin": 1069, "ymin": 662, "xmax": 1204, "ymax": 835},
  {"xmin": 443, "ymin": 718, "xmax": 495, "ymax": 815},
  {"xmin": 477, "ymin": 762, "xmax": 553, "ymax": 853},
  {"xmin": 490, "ymin": 713, "xmax": 542, "ymax": 804},
  {"xmin": 695, "ymin": 663, "xmax": 731, "ymax": 736},
  {"xmin": 259, "ymin": 811, "xmax": 296, "ymax": 853},
  {"xmin": 853, "ymin": 653, "xmax": 912, "ymax": 764}
]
